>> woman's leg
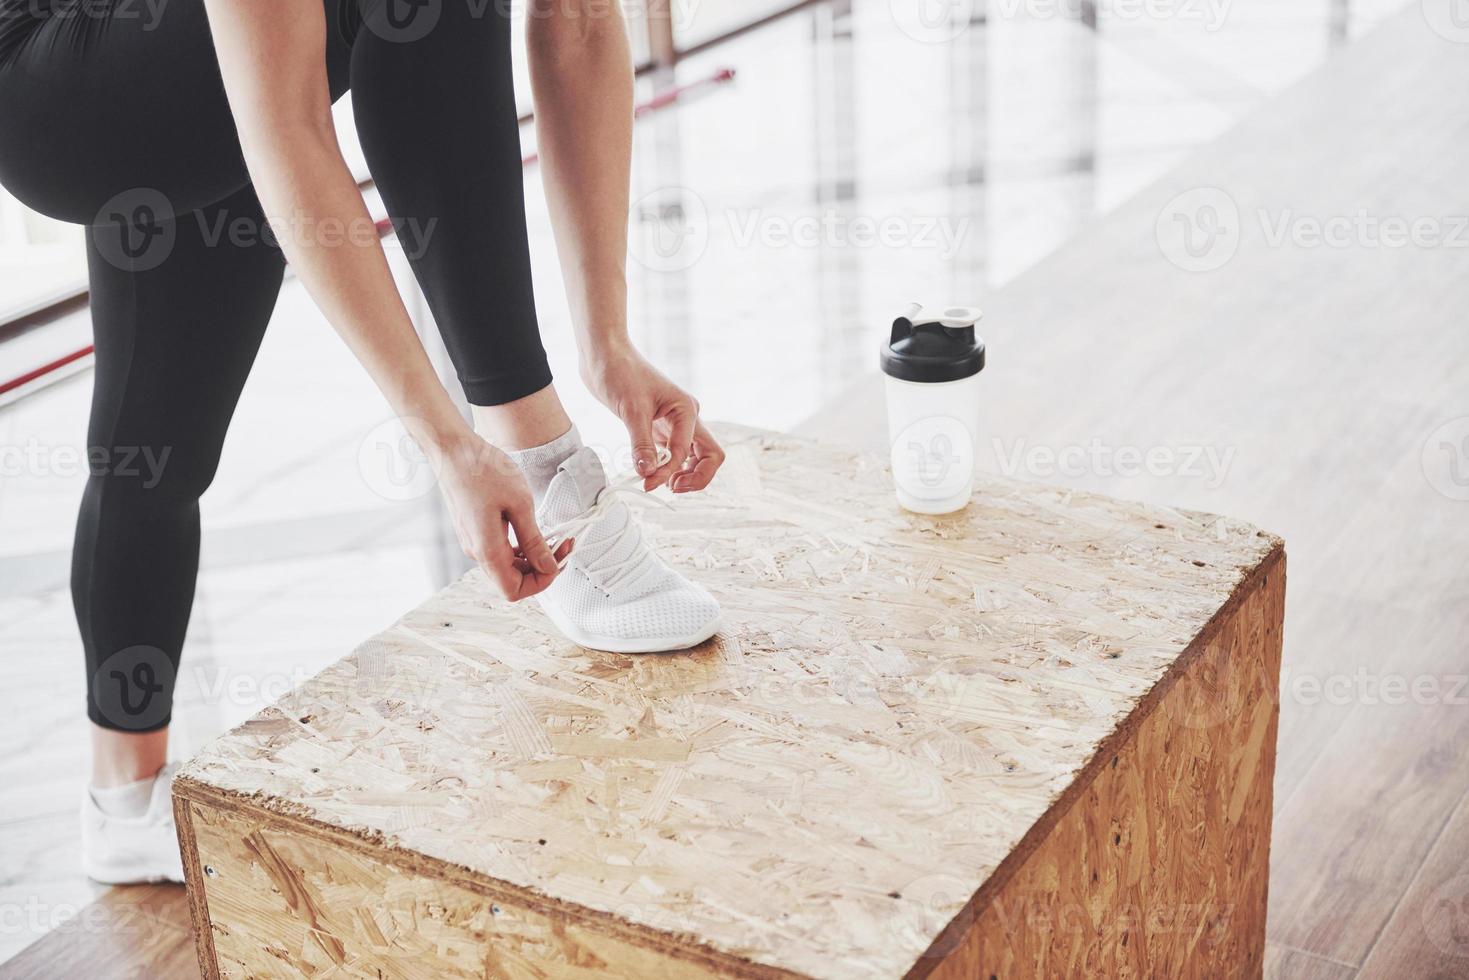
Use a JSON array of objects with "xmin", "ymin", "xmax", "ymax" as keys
[
  {"xmin": 347, "ymin": 0, "xmax": 571, "ymax": 450},
  {"xmin": 0, "ymin": 0, "xmax": 355, "ymax": 790},
  {"xmin": 0, "ymin": 0, "xmax": 354, "ymax": 224},
  {"xmin": 77, "ymin": 185, "xmax": 287, "ymax": 781}
]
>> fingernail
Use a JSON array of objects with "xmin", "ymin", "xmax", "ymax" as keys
[
  {"xmin": 636, "ymin": 457, "xmax": 652, "ymax": 474},
  {"xmin": 536, "ymin": 552, "xmax": 557, "ymax": 574}
]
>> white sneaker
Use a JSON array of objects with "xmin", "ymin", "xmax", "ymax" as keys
[
  {"xmin": 537, "ymin": 446, "xmax": 720, "ymax": 653},
  {"xmin": 81, "ymin": 762, "xmax": 185, "ymax": 885}
]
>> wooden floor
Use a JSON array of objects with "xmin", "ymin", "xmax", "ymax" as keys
[
  {"xmin": 0, "ymin": 885, "xmax": 197, "ymax": 980},
  {"xmin": 4, "ymin": 6, "xmax": 1466, "ymax": 980}
]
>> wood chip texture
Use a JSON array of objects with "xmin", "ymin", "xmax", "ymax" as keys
[{"xmin": 176, "ymin": 425, "xmax": 1281, "ymax": 979}]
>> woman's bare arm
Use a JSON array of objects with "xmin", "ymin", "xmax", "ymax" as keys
[
  {"xmin": 526, "ymin": 0, "xmax": 634, "ymax": 359},
  {"xmin": 527, "ymin": 2, "xmax": 724, "ymax": 492},
  {"xmin": 202, "ymin": 0, "xmax": 563, "ymax": 597}
]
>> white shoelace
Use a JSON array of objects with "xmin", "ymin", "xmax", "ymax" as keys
[{"xmin": 543, "ymin": 454, "xmax": 673, "ymax": 594}]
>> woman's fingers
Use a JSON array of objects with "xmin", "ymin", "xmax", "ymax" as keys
[
  {"xmin": 477, "ymin": 497, "xmax": 565, "ymax": 602},
  {"xmin": 506, "ymin": 497, "xmax": 558, "ymax": 576},
  {"xmin": 670, "ymin": 422, "xmax": 725, "ymax": 493},
  {"xmin": 667, "ymin": 405, "xmax": 697, "ymax": 476},
  {"xmin": 511, "ymin": 538, "xmax": 574, "ymax": 572},
  {"xmin": 489, "ymin": 548, "xmax": 559, "ymax": 601},
  {"xmin": 645, "ymin": 401, "xmax": 697, "ymax": 490},
  {"xmin": 628, "ymin": 407, "xmax": 661, "ymax": 479},
  {"xmin": 480, "ymin": 537, "xmax": 530, "ymax": 601}
]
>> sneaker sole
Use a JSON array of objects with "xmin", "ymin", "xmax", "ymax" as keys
[{"xmin": 537, "ymin": 601, "xmax": 721, "ymax": 654}]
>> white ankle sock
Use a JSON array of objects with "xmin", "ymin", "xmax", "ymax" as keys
[
  {"xmin": 507, "ymin": 426, "xmax": 582, "ymax": 503},
  {"xmin": 89, "ymin": 774, "xmax": 155, "ymax": 818}
]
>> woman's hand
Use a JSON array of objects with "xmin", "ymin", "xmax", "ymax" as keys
[
  {"xmin": 432, "ymin": 432, "xmax": 573, "ymax": 601},
  {"xmin": 582, "ymin": 347, "xmax": 725, "ymax": 493}
]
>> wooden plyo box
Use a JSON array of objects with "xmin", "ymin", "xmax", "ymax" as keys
[{"xmin": 174, "ymin": 427, "xmax": 1285, "ymax": 980}]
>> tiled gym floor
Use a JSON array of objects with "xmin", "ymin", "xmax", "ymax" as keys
[{"xmin": 0, "ymin": 0, "xmax": 1412, "ymax": 965}]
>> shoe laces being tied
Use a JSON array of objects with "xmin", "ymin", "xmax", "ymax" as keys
[{"xmin": 543, "ymin": 449, "xmax": 674, "ymax": 594}]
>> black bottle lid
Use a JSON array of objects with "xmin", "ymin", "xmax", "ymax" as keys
[{"xmin": 880, "ymin": 304, "xmax": 986, "ymax": 383}]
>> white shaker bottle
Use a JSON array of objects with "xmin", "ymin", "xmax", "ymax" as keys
[{"xmin": 880, "ymin": 302, "xmax": 986, "ymax": 515}]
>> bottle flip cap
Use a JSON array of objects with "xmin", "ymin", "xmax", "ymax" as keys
[{"xmin": 880, "ymin": 303, "xmax": 986, "ymax": 383}]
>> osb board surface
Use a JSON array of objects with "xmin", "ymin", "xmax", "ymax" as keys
[
  {"xmin": 930, "ymin": 556, "xmax": 1283, "ymax": 980},
  {"xmin": 178, "ymin": 426, "xmax": 1281, "ymax": 980},
  {"xmin": 186, "ymin": 800, "xmax": 742, "ymax": 980}
]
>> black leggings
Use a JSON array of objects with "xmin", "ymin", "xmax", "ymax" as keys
[{"xmin": 0, "ymin": 0, "xmax": 550, "ymax": 731}]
